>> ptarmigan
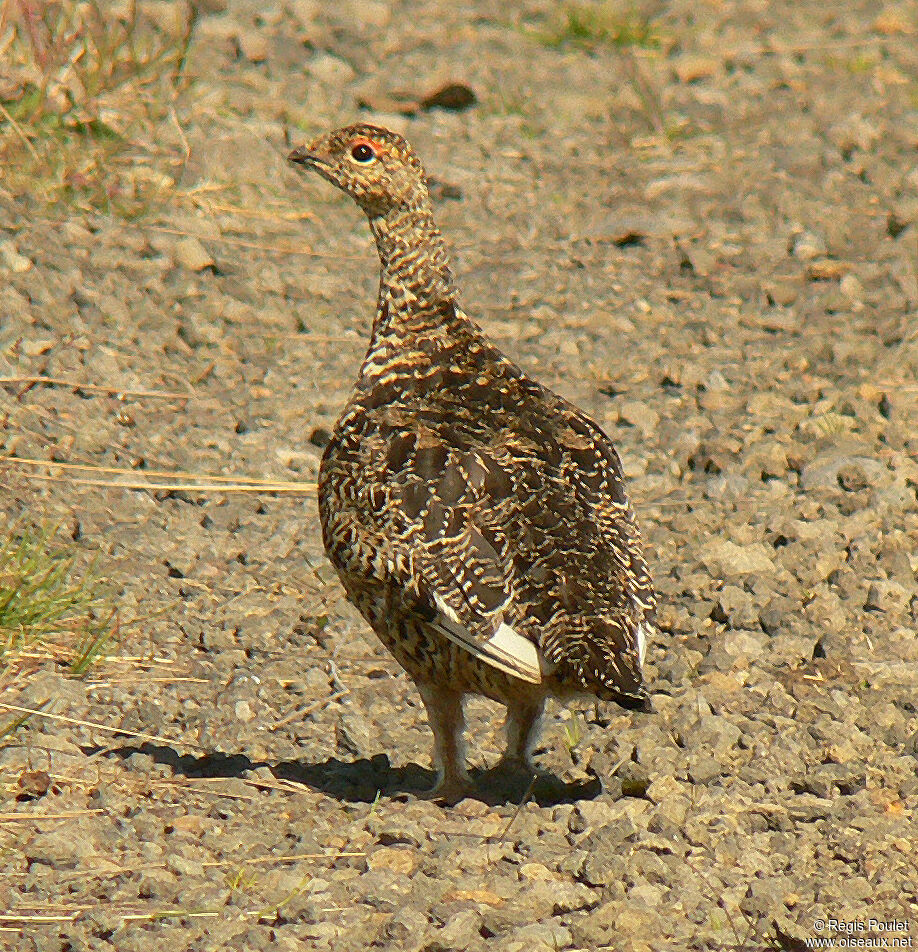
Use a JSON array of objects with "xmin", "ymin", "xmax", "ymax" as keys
[{"xmin": 289, "ymin": 124, "xmax": 655, "ymax": 802}]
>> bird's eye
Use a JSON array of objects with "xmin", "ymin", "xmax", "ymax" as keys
[{"xmin": 350, "ymin": 143, "xmax": 376, "ymax": 163}]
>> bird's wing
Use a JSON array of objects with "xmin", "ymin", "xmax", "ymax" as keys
[
  {"xmin": 381, "ymin": 438, "xmax": 552, "ymax": 684},
  {"xmin": 353, "ymin": 388, "xmax": 651, "ymax": 695}
]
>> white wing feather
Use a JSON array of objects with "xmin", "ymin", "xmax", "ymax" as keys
[
  {"xmin": 637, "ymin": 623, "xmax": 648, "ymax": 667},
  {"xmin": 431, "ymin": 592, "xmax": 552, "ymax": 684}
]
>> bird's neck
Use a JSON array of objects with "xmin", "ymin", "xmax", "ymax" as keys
[
  {"xmin": 360, "ymin": 198, "xmax": 471, "ymax": 379},
  {"xmin": 370, "ymin": 196, "xmax": 457, "ymax": 312}
]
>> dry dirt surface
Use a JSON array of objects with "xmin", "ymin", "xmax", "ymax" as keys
[{"xmin": 2, "ymin": 1, "xmax": 918, "ymax": 950}]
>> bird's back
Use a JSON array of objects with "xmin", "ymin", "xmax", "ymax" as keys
[{"xmin": 319, "ymin": 301, "xmax": 653, "ymax": 705}]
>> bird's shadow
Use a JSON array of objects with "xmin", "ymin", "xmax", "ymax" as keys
[{"xmin": 91, "ymin": 743, "xmax": 601, "ymax": 806}]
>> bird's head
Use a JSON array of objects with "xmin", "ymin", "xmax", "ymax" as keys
[{"xmin": 288, "ymin": 124, "xmax": 428, "ymax": 218}]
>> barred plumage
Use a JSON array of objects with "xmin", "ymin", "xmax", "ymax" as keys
[{"xmin": 289, "ymin": 125, "xmax": 655, "ymax": 801}]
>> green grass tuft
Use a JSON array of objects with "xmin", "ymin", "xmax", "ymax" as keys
[
  {"xmin": 0, "ymin": 524, "xmax": 118, "ymax": 679},
  {"xmin": 563, "ymin": 712, "xmax": 584, "ymax": 755},
  {"xmin": 535, "ymin": 2, "xmax": 661, "ymax": 53}
]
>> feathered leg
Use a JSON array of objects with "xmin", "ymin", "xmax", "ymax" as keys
[
  {"xmin": 416, "ymin": 683, "xmax": 475, "ymax": 802},
  {"xmin": 501, "ymin": 698, "xmax": 546, "ymax": 770}
]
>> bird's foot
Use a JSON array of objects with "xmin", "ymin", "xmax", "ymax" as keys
[{"xmin": 415, "ymin": 773, "xmax": 478, "ymax": 805}]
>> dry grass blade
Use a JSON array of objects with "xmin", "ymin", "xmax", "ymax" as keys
[
  {"xmin": 0, "ymin": 701, "xmax": 206, "ymax": 752},
  {"xmin": 228, "ymin": 850, "xmax": 366, "ymax": 867},
  {"xmin": 119, "ymin": 910, "xmax": 221, "ymax": 922},
  {"xmin": 5, "ymin": 455, "xmax": 314, "ymax": 488},
  {"xmin": 488, "ymin": 775, "xmax": 538, "ymax": 845},
  {"xmin": 18, "ymin": 473, "xmax": 316, "ymax": 494},
  {"xmin": 0, "ymin": 699, "xmax": 48, "ymax": 741},
  {"xmin": 182, "ymin": 191, "xmax": 314, "ymax": 222},
  {"xmin": 144, "ymin": 224, "xmax": 374, "ymax": 260},
  {"xmin": 0, "ymin": 100, "xmax": 40, "ymax": 160},
  {"xmin": 0, "ymin": 377, "xmax": 192, "ymax": 400},
  {"xmin": 0, "ymin": 851, "xmax": 369, "ymax": 889},
  {"xmin": 268, "ymin": 689, "xmax": 351, "ymax": 731},
  {"xmin": 0, "ymin": 915, "xmax": 78, "ymax": 923},
  {"xmin": 0, "ymin": 810, "xmax": 105, "ymax": 822}
]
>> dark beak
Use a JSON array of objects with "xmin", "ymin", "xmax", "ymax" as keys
[{"xmin": 288, "ymin": 145, "xmax": 330, "ymax": 167}]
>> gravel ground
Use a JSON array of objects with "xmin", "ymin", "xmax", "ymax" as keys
[{"xmin": 2, "ymin": 1, "xmax": 917, "ymax": 949}]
